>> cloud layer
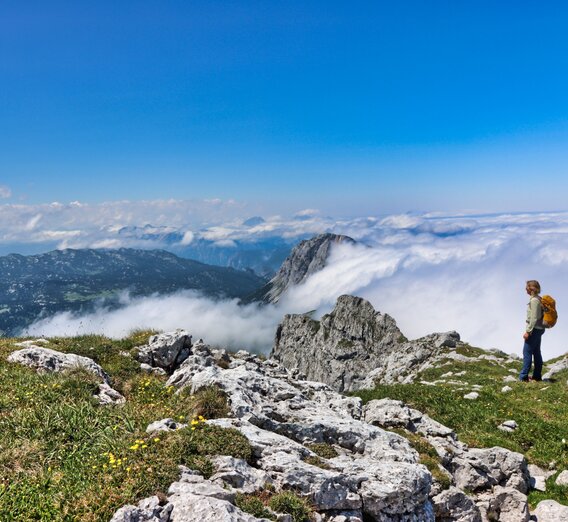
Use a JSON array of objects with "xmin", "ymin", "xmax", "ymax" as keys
[{"xmin": 23, "ymin": 209, "xmax": 568, "ymax": 361}]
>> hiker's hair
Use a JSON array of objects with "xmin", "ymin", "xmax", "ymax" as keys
[{"xmin": 526, "ymin": 280, "xmax": 541, "ymax": 296}]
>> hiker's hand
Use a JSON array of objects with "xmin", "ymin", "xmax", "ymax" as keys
[{"xmin": 523, "ymin": 332, "xmax": 529, "ymax": 341}]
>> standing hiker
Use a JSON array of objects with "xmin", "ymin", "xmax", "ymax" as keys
[{"xmin": 519, "ymin": 280, "xmax": 545, "ymax": 382}]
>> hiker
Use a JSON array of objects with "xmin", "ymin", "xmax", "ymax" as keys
[{"xmin": 519, "ymin": 280, "xmax": 545, "ymax": 382}]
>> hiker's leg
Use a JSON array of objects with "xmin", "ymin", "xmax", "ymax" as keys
[
  {"xmin": 532, "ymin": 329, "xmax": 544, "ymax": 380},
  {"xmin": 519, "ymin": 338, "xmax": 532, "ymax": 381}
]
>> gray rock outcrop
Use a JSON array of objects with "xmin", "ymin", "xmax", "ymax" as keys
[
  {"xmin": 143, "ymin": 338, "xmax": 435, "ymax": 520},
  {"xmin": 7, "ymin": 342, "xmax": 125, "ymax": 405},
  {"xmin": 542, "ymin": 356, "xmax": 568, "ymax": 381},
  {"xmin": 272, "ymin": 294, "xmax": 461, "ymax": 392},
  {"xmin": 533, "ymin": 499, "xmax": 568, "ymax": 521},
  {"xmin": 257, "ymin": 233, "xmax": 355, "ymax": 303},
  {"xmin": 136, "ymin": 329, "xmax": 192, "ymax": 373},
  {"xmin": 8, "ymin": 344, "xmax": 109, "ymax": 381},
  {"xmin": 110, "ymin": 330, "xmax": 537, "ymax": 521},
  {"xmin": 363, "ymin": 398, "xmax": 531, "ymax": 518},
  {"xmin": 431, "ymin": 487, "xmax": 482, "ymax": 522}
]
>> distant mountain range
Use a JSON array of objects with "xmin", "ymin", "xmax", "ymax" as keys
[
  {"xmin": 115, "ymin": 224, "xmax": 297, "ymax": 278},
  {"xmin": 0, "ymin": 248, "xmax": 266, "ymax": 336}
]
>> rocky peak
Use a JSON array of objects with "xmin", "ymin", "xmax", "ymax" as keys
[
  {"xmin": 258, "ymin": 233, "xmax": 355, "ymax": 303},
  {"xmin": 272, "ymin": 294, "xmax": 460, "ymax": 392}
]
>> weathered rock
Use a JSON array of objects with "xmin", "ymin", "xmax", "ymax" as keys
[
  {"xmin": 542, "ymin": 357, "xmax": 568, "ymax": 381},
  {"xmin": 140, "ymin": 363, "xmax": 167, "ymax": 376},
  {"xmin": 136, "ymin": 329, "xmax": 192, "ymax": 372},
  {"xmin": 114, "ymin": 327, "xmax": 532, "ymax": 522},
  {"xmin": 146, "ymin": 418, "xmax": 187, "ymax": 434},
  {"xmin": 463, "ymin": 392, "xmax": 479, "ymax": 400},
  {"xmin": 448, "ymin": 447, "xmax": 530, "ymax": 494},
  {"xmin": 503, "ymin": 375, "xmax": 517, "ymax": 383},
  {"xmin": 259, "ymin": 233, "xmax": 356, "ymax": 304},
  {"xmin": 501, "ymin": 386, "xmax": 513, "ymax": 393},
  {"xmin": 167, "ymin": 346, "xmax": 435, "ymax": 521},
  {"xmin": 498, "ymin": 420, "xmax": 518, "ymax": 432},
  {"xmin": 97, "ymin": 383, "xmax": 126, "ymax": 405},
  {"xmin": 168, "ymin": 493, "xmax": 269, "ymax": 522},
  {"xmin": 7, "ymin": 346, "xmax": 109, "ymax": 382},
  {"xmin": 533, "ymin": 499, "xmax": 568, "ymax": 521},
  {"xmin": 110, "ymin": 495, "xmax": 172, "ymax": 522},
  {"xmin": 477, "ymin": 486, "xmax": 529, "ymax": 522},
  {"xmin": 272, "ymin": 294, "xmax": 459, "ymax": 392},
  {"xmin": 7, "ymin": 345, "xmax": 125, "ymax": 405},
  {"xmin": 555, "ymin": 469, "xmax": 568, "ymax": 486},
  {"xmin": 527, "ymin": 464, "xmax": 555, "ymax": 492},
  {"xmin": 210, "ymin": 456, "xmax": 271, "ymax": 493},
  {"xmin": 431, "ymin": 487, "xmax": 482, "ymax": 522},
  {"xmin": 363, "ymin": 399, "xmax": 455, "ymax": 438}
]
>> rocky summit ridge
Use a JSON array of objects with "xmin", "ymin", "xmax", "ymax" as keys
[
  {"xmin": 272, "ymin": 294, "xmax": 468, "ymax": 392},
  {"xmin": 7, "ymin": 321, "xmax": 568, "ymax": 521},
  {"xmin": 248, "ymin": 233, "xmax": 355, "ymax": 304}
]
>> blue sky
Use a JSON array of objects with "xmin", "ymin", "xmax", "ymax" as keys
[{"xmin": 2, "ymin": 1, "xmax": 568, "ymax": 214}]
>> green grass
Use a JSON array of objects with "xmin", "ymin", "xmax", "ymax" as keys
[
  {"xmin": 0, "ymin": 333, "xmax": 250, "ymax": 521},
  {"xmin": 3, "ymin": 332, "xmax": 568, "ymax": 518},
  {"xmin": 354, "ymin": 347, "xmax": 568, "ymax": 508}
]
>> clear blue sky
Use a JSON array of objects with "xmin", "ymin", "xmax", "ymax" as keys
[{"xmin": 2, "ymin": 1, "xmax": 568, "ymax": 214}]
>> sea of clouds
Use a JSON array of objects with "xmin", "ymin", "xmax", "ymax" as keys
[{"xmin": 14, "ymin": 202, "xmax": 568, "ymax": 360}]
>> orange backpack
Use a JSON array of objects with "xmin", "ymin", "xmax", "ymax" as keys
[{"xmin": 541, "ymin": 295, "xmax": 558, "ymax": 328}]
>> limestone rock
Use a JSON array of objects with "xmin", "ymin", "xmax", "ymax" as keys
[
  {"xmin": 448, "ymin": 447, "xmax": 530, "ymax": 494},
  {"xmin": 542, "ymin": 357, "xmax": 568, "ymax": 381},
  {"xmin": 498, "ymin": 420, "xmax": 518, "ymax": 432},
  {"xmin": 272, "ymin": 294, "xmax": 458, "ymax": 392},
  {"xmin": 260, "ymin": 233, "xmax": 356, "ymax": 303},
  {"xmin": 97, "ymin": 382, "xmax": 126, "ymax": 405},
  {"xmin": 463, "ymin": 392, "xmax": 479, "ymax": 400},
  {"xmin": 431, "ymin": 487, "xmax": 482, "ymax": 522},
  {"xmin": 533, "ymin": 499, "xmax": 568, "ymax": 521},
  {"xmin": 136, "ymin": 329, "xmax": 192, "ymax": 372},
  {"xmin": 7, "ymin": 345, "xmax": 125, "ymax": 405},
  {"xmin": 146, "ymin": 418, "xmax": 187, "ymax": 434},
  {"xmin": 166, "ymin": 343, "xmax": 435, "ymax": 521},
  {"xmin": 110, "ymin": 495, "xmax": 171, "ymax": 522},
  {"xmin": 363, "ymin": 399, "xmax": 455, "ymax": 438},
  {"xmin": 555, "ymin": 469, "xmax": 568, "ymax": 486},
  {"xmin": 7, "ymin": 346, "xmax": 109, "ymax": 382},
  {"xmin": 501, "ymin": 386, "xmax": 513, "ymax": 393},
  {"xmin": 477, "ymin": 486, "xmax": 529, "ymax": 522},
  {"xmin": 210, "ymin": 456, "xmax": 271, "ymax": 493}
]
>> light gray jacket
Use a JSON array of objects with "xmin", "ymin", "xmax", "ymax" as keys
[{"xmin": 526, "ymin": 296, "xmax": 544, "ymax": 333}]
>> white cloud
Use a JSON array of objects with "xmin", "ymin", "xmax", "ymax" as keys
[
  {"xmin": 179, "ymin": 231, "xmax": 194, "ymax": 246},
  {"xmin": 0, "ymin": 186, "xmax": 12, "ymax": 199},
  {"xmin": 16, "ymin": 208, "xmax": 568, "ymax": 361},
  {"xmin": 25, "ymin": 291, "xmax": 283, "ymax": 354}
]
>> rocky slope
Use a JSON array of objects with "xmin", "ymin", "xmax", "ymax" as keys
[
  {"xmin": 246, "ymin": 233, "xmax": 355, "ymax": 304},
  {"xmin": 108, "ymin": 331, "xmax": 542, "ymax": 522},
  {"xmin": 272, "ymin": 294, "xmax": 471, "ymax": 392},
  {"xmin": 5, "ymin": 326, "xmax": 568, "ymax": 520}
]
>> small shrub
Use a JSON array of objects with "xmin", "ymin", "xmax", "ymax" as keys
[
  {"xmin": 306, "ymin": 443, "xmax": 338, "ymax": 459},
  {"xmin": 236, "ymin": 493, "xmax": 276, "ymax": 520},
  {"xmin": 304, "ymin": 456, "xmax": 331, "ymax": 470},
  {"xmin": 192, "ymin": 386, "xmax": 230, "ymax": 419},
  {"xmin": 177, "ymin": 424, "xmax": 252, "ymax": 463},
  {"xmin": 268, "ymin": 492, "xmax": 313, "ymax": 522}
]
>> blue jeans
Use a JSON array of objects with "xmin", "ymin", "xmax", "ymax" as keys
[{"xmin": 519, "ymin": 328, "xmax": 544, "ymax": 381}]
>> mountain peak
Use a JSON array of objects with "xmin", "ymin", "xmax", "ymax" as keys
[{"xmin": 257, "ymin": 233, "xmax": 355, "ymax": 303}]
